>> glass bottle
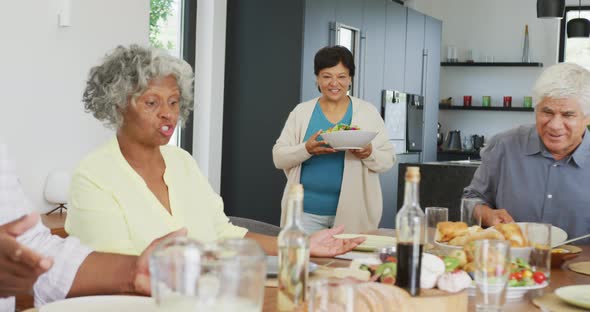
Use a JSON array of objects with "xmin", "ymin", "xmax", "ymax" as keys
[
  {"xmin": 277, "ymin": 184, "xmax": 309, "ymax": 311},
  {"xmin": 395, "ymin": 166, "xmax": 425, "ymax": 296},
  {"xmin": 522, "ymin": 24, "xmax": 530, "ymax": 63}
]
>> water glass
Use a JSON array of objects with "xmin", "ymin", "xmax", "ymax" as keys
[
  {"xmin": 473, "ymin": 240, "xmax": 511, "ymax": 312},
  {"xmin": 307, "ymin": 278, "xmax": 356, "ymax": 312},
  {"xmin": 525, "ymin": 223, "xmax": 552, "ymax": 281},
  {"xmin": 523, "ymin": 96, "xmax": 533, "ymax": 108},
  {"xmin": 150, "ymin": 237, "xmax": 266, "ymax": 312},
  {"xmin": 482, "ymin": 96, "xmax": 491, "ymax": 107},
  {"xmin": 425, "ymin": 207, "xmax": 449, "ymax": 244},
  {"xmin": 461, "ymin": 197, "xmax": 483, "ymax": 227}
]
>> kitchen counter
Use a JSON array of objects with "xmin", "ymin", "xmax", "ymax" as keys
[
  {"xmin": 423, "ymin": 160, "xmax": 481, "ymax": 167},
  {"xmin": 437, "ymin": 150, "xmax": 481, "ymax": 161},
  {"xmin": 398, "ymin": 162, "xmax": 479, "ymax": 221}
]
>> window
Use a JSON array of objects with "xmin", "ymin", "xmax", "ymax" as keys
[
  {"xmin": 559, "ymin": 6, "xmax": 590, "ymax": 69},
  {"xmin": 332, "ymin": 22, "xmax": 361, "ymax": 97},
  {"xmin": 150, "ymin": 0, "xmax": 196, "ymax": 152}
]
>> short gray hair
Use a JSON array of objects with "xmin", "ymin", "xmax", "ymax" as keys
[
  {"xmin": 532, "ymin": 62, "xmax": 590, "ymax": 116},
  {"xmin": 83, "ymin": 44, "xmax": 194, "ymax": 128}
]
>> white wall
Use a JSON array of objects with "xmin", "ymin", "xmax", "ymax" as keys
[
  {"xmin": 407, "ymin": 0, "xmax": 573, "ymax": 139},
  {"xmin": 193, "ymin": 0, "xmax": 227, "ymax": 193},
  {"xmin": 0, "ymin": 0, "xmax": 149, "ymax": 212}
]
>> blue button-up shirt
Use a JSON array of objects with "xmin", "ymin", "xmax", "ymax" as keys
[{"xmin": 464, "ymin": 124, "xmax": 590, "ymax": 242}]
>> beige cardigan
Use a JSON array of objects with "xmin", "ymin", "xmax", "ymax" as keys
[{"xmin": 272, "ymin": 96, "xmax": 395, "ymax": 233}]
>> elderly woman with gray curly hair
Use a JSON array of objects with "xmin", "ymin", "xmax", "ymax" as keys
[{"xmin": 65, "ymin": 44, "xmax": 364, "ymax": 257}]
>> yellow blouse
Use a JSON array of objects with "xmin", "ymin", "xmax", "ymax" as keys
[{"xmin": 65, "ymin": 138, "xmax": 247, "ymax": 255}]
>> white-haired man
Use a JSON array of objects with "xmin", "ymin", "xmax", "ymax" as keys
[{"xmin": 464, "ymin": 62, "xmax": 590, "ymax": 241}]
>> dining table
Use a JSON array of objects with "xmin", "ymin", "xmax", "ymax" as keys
[{"xmin": 262, "ymin": 229, "xmax": 590, "ymax": 312}]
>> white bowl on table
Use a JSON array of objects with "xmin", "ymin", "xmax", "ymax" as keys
[
  {"xmin": 467, "ymin": 281, "xmax": 548, "ymax": 301},
  {"xmin": 321, "ymin": 130, "xmax": 377, "ymax": 151}
]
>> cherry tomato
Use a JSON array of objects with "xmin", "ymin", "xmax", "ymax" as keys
[
  {"xmin": 533, "ymin": 271, "xmax": 546, "ymax": 284},
  {"xmin": 513, "ymin": 271, "xmax": 523, "ymax": 281},
  {"xmin": 385, "ymin": 256, "xmax": 397, "ymax": 263},
  {"xmin": 509, "ymin": 273, "xmax": 518, "ymax": 280}
]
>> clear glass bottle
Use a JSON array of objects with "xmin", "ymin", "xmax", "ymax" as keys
[
  {"xmin": 395, "ymin": 166, "xmax": 425, "ymax": 296},
  {"xmin": 522, "ymin": 24, "xmax": 530, "ymax": 63},
  {"xmin": 277, "ymin": 184, "xmax": 309, "ymax": 311}
]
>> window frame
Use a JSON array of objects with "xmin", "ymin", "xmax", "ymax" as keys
[
  {"xmin": 331, "ymin": 22, "xmax": 361, "ymax": 97},
  {"xmin": 179, "ymin": 0, "xmax": 197, "ymax": 153}
]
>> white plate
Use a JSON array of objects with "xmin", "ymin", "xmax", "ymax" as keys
[
  {"xmin": 555, "ymin": 285, "xmax": 590, "ymax": 309},
  {"xmin": 266, "ymin": 255, "xmax": 318, "ymax": 277},
  {"xmin": 334, "ymin": 147, "xmax": 362, "ymax": 151},
  {"xmin": 467, "ymin": 281, "xmax": 548, "ymax": 300},
  {"xmin": 515, "ymin": 222, "xmax": 568, "ymax": 247},
  {"xmin": 40, "ymin": 295, "xmax": 156, "ymax": 312},
  {"xmin": 333, "ymin": 234, "xmax": 396, "ymax": 252}
]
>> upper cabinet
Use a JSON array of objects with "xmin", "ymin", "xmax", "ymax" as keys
[
  {"xmin": 383, "ymin": 1, "xmax": 407, "ymax": 94},
  {"xmin": 404, "ymin": 9, "xmax": 425, "ymax": 96}
]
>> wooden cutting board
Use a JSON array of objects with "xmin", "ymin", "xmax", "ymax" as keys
[{"xmin": 409, "ymin": 288, "xmax": 468, "ymax": 312}]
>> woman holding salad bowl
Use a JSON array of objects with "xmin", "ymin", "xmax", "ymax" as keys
[{"xmin": 272, "ymin": 45, "xmax": 395, "ymax": 234}]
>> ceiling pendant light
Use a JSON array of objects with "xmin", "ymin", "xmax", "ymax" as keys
[
  {"xmin": 537, "ymin": 0, "xmax": 565, "ymax": 19},
  {"xmin": 567, "ymin": 0, "xmax": 590, "ymax": 38}
]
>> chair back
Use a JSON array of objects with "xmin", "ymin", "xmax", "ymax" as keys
[{"xmin": 229, "ymin": 216, "xmax": 281, "ymax": 236}]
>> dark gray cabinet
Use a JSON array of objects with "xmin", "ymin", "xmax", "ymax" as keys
[
  {"xmin": 383, "ymin": 1, "xmax": 407, "ymax": 92},
  {"xmin": 422, "ymin": 15, "xmax": 442, "ymax": 163},
  {"xmin": 404, "ymin": 9, "xmax": 425, "ymax": 96}
]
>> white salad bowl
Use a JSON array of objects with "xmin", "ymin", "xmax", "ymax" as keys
[{"xmin": 321, "ymin": 130, "xmax": 377, "ymax": 150}]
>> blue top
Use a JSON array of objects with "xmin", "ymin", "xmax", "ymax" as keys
[
  {"xmin": 464, "ymin": 124, "xmax": 590, "ymax": 243},
  {"xmin": 300, "ymin": 100, "xmax": 352, "ymax": 216}
]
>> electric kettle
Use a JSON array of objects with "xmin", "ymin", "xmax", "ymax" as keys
[{"xmin": 443, "ymin": 130, "xmax": 462, "ymax": 151}]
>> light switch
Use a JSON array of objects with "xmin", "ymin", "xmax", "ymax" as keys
[{"xmin": 58, "ymin": 0, "xmax": 71, "ymax": 27}]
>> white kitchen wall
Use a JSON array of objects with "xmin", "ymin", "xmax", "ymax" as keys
[
  {"xmin": 407, "ymin": 0, "xmax": 586, "ymax": 140},
  {"xmin": 0, "ymin": 0, "xmax": 148, "ymax": 212}
]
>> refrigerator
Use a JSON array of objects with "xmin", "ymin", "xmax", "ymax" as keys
[{"xmin": 381, "ymin": 89, "xmax": 424, "ymax": 156}]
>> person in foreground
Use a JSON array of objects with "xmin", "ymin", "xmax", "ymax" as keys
[
  {"xmin": 65, "ymin": 45, "xmax": 364, "ymax": 257},
  {"xmin": 464, "ymin": 62, "xmax": 590, "ymax": 240},
  {"xmin": 0, "ymin": 142, "xmax": 185, "ymax": 311},
  {"xmin": 272, "ymin": 46, "xmax": 394, "ymax": 234}
]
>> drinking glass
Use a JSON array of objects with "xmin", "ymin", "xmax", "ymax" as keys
[
  {"xmin": 525, "ymin": 223, "xmax": 552, "ymax": 281},
  {"xmin": 150, "ymin": 237, "xmax": 266, "ymax": 312},
  {"xmin": 307, "ymin": 278, "xmax": 356, "ymax": 312},
  {"xmin": 473, "ymin": 240, "xmax": 511, "ymax": 312},
  {"xmin": 461, "ymin": 197, "xmax": 483, "ymax": 227},
  {"xmin": 425, "ymin": 207, "xmax": 449, "ymax": 245}
]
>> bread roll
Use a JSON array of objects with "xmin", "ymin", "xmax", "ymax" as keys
[
  {"xmin": 435, "ymin": 221, "xmax": 469, "ymax": 242},
  {"xmin": 448, "ymin": 228, "xmax": 504, "ymax": 246},
  {"xmin": 355, "ymin": 283, "xmax": 411, "ymax": 312},
  {"xmin": 493, "ymin": 223, "xmax": 528, "ymax": 247}
]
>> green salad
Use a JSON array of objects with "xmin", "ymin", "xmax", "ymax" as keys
[{"xmin": 323, "ymin": 124, "xmax": 360, "ymax": 133}]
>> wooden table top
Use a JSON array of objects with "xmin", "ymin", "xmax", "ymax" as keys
[{"xmin": 263, "ymin": 233, "xmax": 590, "ymax": 312}]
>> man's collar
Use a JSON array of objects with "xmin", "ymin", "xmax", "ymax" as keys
[
  {"xmin": 570, "ymin": 128, "xmax": 590, "ymax": 168},
  {"xmin": 526, "ymin": 127, "xmax": 590, "ymax": 168},
  {"xmin": 524, "ymin": 127, "xmax": 542, "ymax": 156}
]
